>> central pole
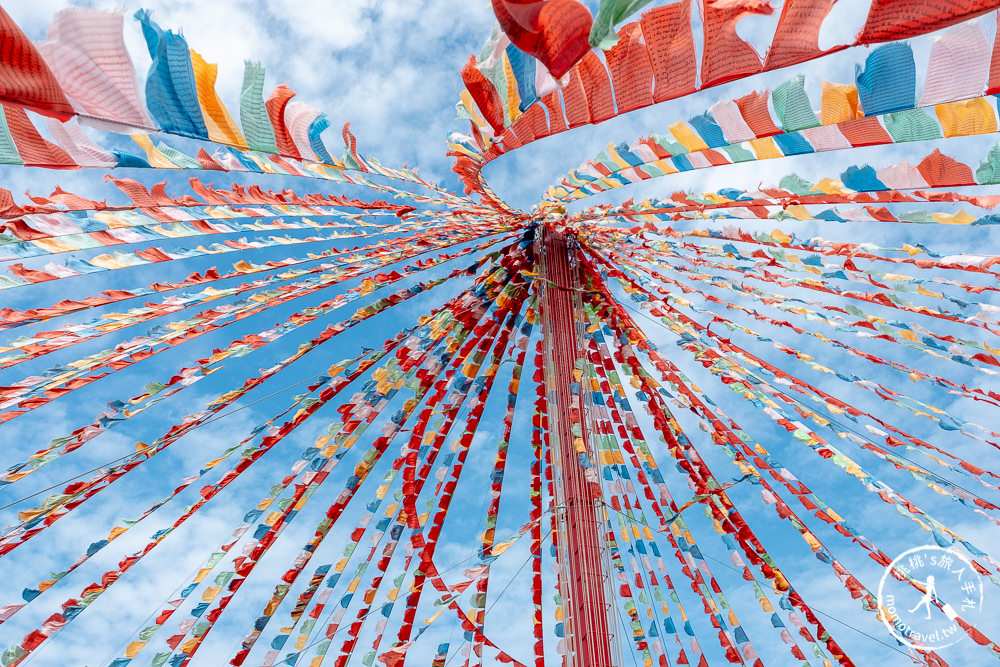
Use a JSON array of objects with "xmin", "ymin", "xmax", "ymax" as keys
[{"xmin": 538, "ymin": 224, "xmax": 616, "ymax": 667}]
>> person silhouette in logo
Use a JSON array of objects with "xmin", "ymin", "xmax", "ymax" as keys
[{"xmin": 908, "ymin": 575, "xmax": 938, "ymax": 620}]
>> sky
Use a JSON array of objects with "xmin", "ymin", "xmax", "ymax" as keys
[{"xmin": 0, "ymin": 2, "xmax": 998, "ymax": 667}]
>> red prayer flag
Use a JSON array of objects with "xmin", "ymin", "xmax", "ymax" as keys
[
  {"xmin": 640, "ymin": 1, "xmax": 696, "ymax": 102},
  {"xmin": 577, "ymin": 51, "xmax": 615, "ymax": 123},
  {"xmin": 917, "ymin": 148, "xmax": 975, "ymax": 187},
  {"xmin": 857, "ymin": 0, "xmax": 1000, "ymax": 44},
  {"xmin": 491, "ymin": 0, "xmax": 593, "ymax": 79},
  {"xmin": 0, "ymin": 7, "xmax": 74, "ymax": 120},
  {"xmin": 462, "ymin": 56, "xmax": 506, "ymax": 135},
  {"xmin": 700, "ymin": 0, "xmax": 773, "ymax": 88},
  {"xmin": 763, "ymin": 0, "xmax": 843, "ymax": 70},
  {"xmin": 604, "ymin": 22, "xmax": 654, "ymax": 114},
  {"xmin": 3, "ymin": 106, "xmax": 75, "ymax": 168},
  {"xmin": 265, "ymin": 84, "xmax": 301, "ymax": 159},
  {"xmin": 560, "ymin": 66, "xmax": 590, "ymax": 127}
]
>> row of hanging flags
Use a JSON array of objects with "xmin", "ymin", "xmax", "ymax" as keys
[
  {"xmin": 546, "ymin": 28, "xmax": 1000, "ymax": 202},
  {"xmin": 0, "ymin": 6, "xmax": 489, "ymax": 214},
  {"xmin": 451, "ymin": 0, "xmax": 1000, "ymax": 207},
  {"xmin": 0, "ymin": 1, "xmax": 997, "ymax": 667}
]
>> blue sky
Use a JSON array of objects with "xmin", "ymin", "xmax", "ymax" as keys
[{"xmin": 0, "ymin": 2, "xmax": 998, "ymax": 666}]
